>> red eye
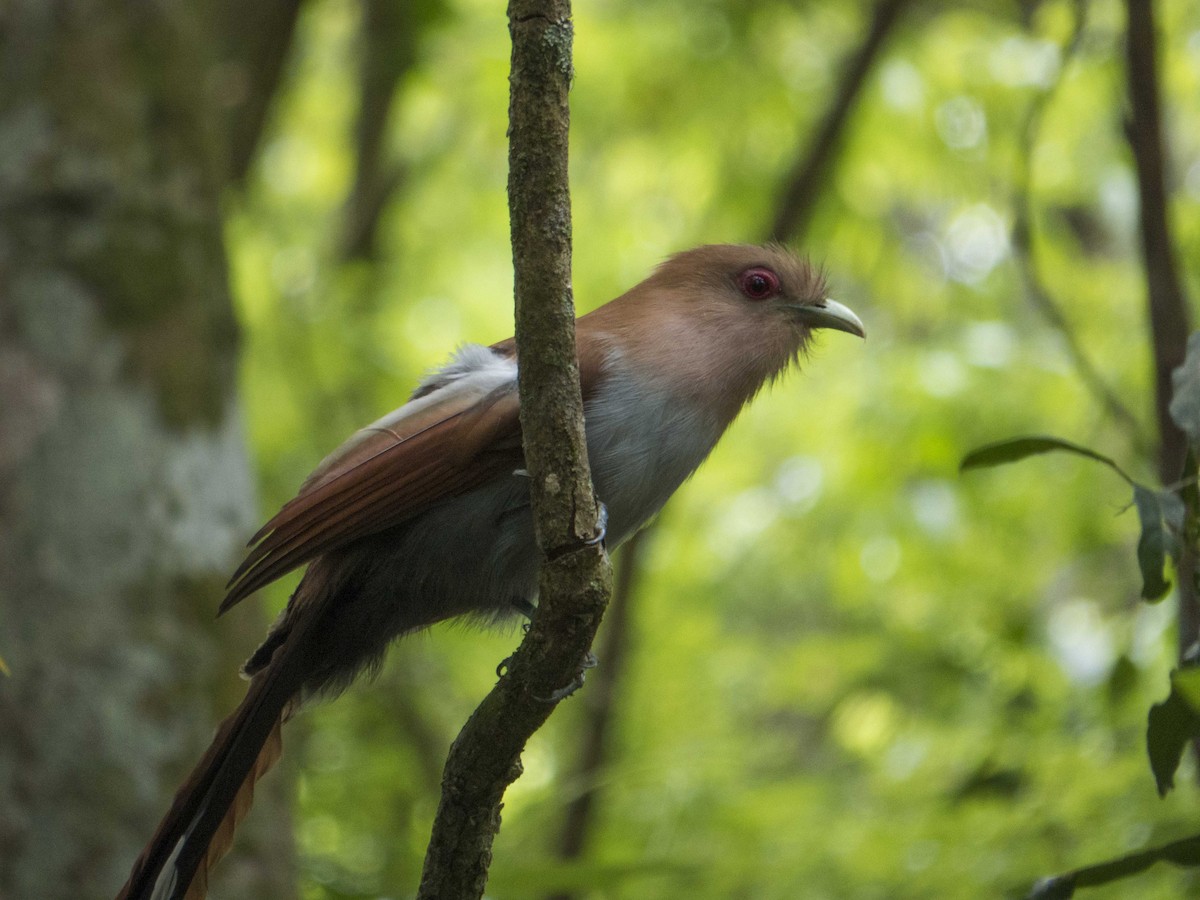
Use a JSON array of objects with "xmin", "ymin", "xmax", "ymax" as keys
[{"xmin": 738, "ymin": 267, "xmax": 780, "ymax": 301}]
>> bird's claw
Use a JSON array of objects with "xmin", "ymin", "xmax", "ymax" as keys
[
  {"xmin": 511, "ymin": 597, "xmax": 537, "ymax": 620},
  {"xmin": 583, "ymin": 502, "xmax": 608, "ymax": 548},
  {"xmin": 534, "ymin": 651, "xmax": 599, "ymax": 702}
]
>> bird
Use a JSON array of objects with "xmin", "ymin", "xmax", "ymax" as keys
[{"xmin": 116, "ymin": 243, "xmax": 864, "ymax": 900}]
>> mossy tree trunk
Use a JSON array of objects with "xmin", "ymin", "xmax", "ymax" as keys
[{"xmin": 0, "ymin": 1, "xmax": 294, "ymax": 897}]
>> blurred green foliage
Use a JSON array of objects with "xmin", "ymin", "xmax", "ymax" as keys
[{"xmin": 224, "ymin": 0, "xmax": 1200, "ymax": 895}]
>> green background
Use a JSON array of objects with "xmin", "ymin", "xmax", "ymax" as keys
[{"xmin": 225, "ymin": 0, "xmax": 1200, "ymax": 896}]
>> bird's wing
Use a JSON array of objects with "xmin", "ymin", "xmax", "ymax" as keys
[{"xmin": 220, "ymin": 346, "xmax": 524, "ymax": 613}]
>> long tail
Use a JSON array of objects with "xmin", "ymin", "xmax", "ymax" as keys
[
  {"xmin": 115, "ymin": 560, "xmax": 341, "ymax": 900},
  {"xmin": 116, "ymin": 653, "xmax": 300, "ymax": 900},
  {"xmin": 118, "ymin": 552, "xmax": 353, "ymax": 899}
]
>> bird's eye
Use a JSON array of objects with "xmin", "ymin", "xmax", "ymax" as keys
[{"xmin": 738, "ymin": 267, "xmax": 780, "ymax": 301}]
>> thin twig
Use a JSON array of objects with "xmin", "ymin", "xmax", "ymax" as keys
[
  {"xmin": 767, "ymin": 0, "xmax": 912, "ymax": 244},
  {"xmin": 416, "ymin": 2, "xmax": 613, "ymax": 897},
  {"xmin": 340, "ymin": 0, "xmax": 422, "ymax": 261},
  {"xmin": 1010, "ymin": 0, "xmax": 1150, "ymax": 456}
]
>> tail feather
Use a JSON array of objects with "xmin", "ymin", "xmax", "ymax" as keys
[
  {"xmin": 181, "ymin": 718, "xmax": 284, "ymax": 900},
  {"xmin": 119, "ymin": 563, "xmax": 344, "ymax": 900},
  {"xmin": 116, "ymin": 665, "xmax": 296, "ymax": 900}
]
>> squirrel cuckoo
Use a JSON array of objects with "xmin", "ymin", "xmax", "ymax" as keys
[{"xmin": 117, "ymin": 244, "xmax": 864, "ymax": 899}]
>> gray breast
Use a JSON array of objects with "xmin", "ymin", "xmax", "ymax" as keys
[{"xmin": 583, "ymin": 369, "xmax": 725, "ymax": 547}]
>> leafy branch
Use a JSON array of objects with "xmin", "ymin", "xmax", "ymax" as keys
[{"xmin": 964, "ymin": 334, "xmax": 1200, "ymax": 897}]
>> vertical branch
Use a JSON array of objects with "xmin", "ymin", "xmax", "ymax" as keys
[
  {"xmin": 767, "ymin": 0, "xmax": 912, "ymax": 244},
  {"xmin": 1124, "ymin": 0, "xmax": 1197, "ymax": 655},
  {"xmin": 416, "ymin": 2, "xmax": 612, "ymax": 897},
  {"xmin": 1125, "ymin": 0, "xmax": 1192, "ymax": 483},
  {"xmin": 507, "ymin": 0, "xmax": 598, "ymax": 553}
]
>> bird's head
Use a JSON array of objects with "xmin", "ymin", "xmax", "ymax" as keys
[
  {"xmin": 586, "ymin": 244, "xmax": 864, "ymax": 416},
  {"xmin": 649, "ymin": 242, "xmax": 864, "ymax": 339}
]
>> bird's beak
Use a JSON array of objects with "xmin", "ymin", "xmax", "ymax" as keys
[{"xmin": 789, "ymin": 298, "xmax": 866, "ymax": 338}]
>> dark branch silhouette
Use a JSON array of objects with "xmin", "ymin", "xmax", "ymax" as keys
[
  {"xmin": 1123, "ymin": 0, "xmax": 1197, "ymax": 657},
  {"xmin": 767, "ymin": 0, "xmax": 912, "ymax": 244},
  {"xmin": 340, "ymin": 0, "xmax": 435, "ymax": 260},
  {"xmin": 217, "ymin": 0, "xmax": 305, "ymax": 185}
]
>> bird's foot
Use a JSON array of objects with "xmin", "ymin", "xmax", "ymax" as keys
[
  {"xmin": 583, "ymin": 502, "xmax": 608, "ymax": 548},
  {"xmin": 544, "ymin": 502, "xmax": 608, "ymax": 561}
]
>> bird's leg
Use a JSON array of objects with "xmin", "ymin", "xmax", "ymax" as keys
[{"xmin": 511, "ymin": 597, "xmax": 538, "ymax": 620}]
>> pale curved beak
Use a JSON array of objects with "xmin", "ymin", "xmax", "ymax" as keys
[{"xmin": 790, "ymin": 298, "xmax": 866, "ymax": 338}]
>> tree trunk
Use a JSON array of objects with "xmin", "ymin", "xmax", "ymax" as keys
[{"xmin": 0, "ymin": 1, "xmax": 294, "ymax": 897}]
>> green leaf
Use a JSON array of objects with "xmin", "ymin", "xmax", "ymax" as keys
[
  {"xmin": 1170, "ymin": 332, "xmax": 1200, "ymax": 448},
  {"xmin": 1147, "ymin": 670, "xmax": 1200, "ymax": 796},
  {"xmin": 1133, "ymin": 486, "xmax": 1174, "ymax": 601},
  {"xmin": 960, "ymin": 435, "xmax": 1132, "ymax": 484}
]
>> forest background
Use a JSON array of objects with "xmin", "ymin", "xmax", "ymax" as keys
[{"xmin": 3, "ymin": 0, "xmax": 1200, "ymax": 897}]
